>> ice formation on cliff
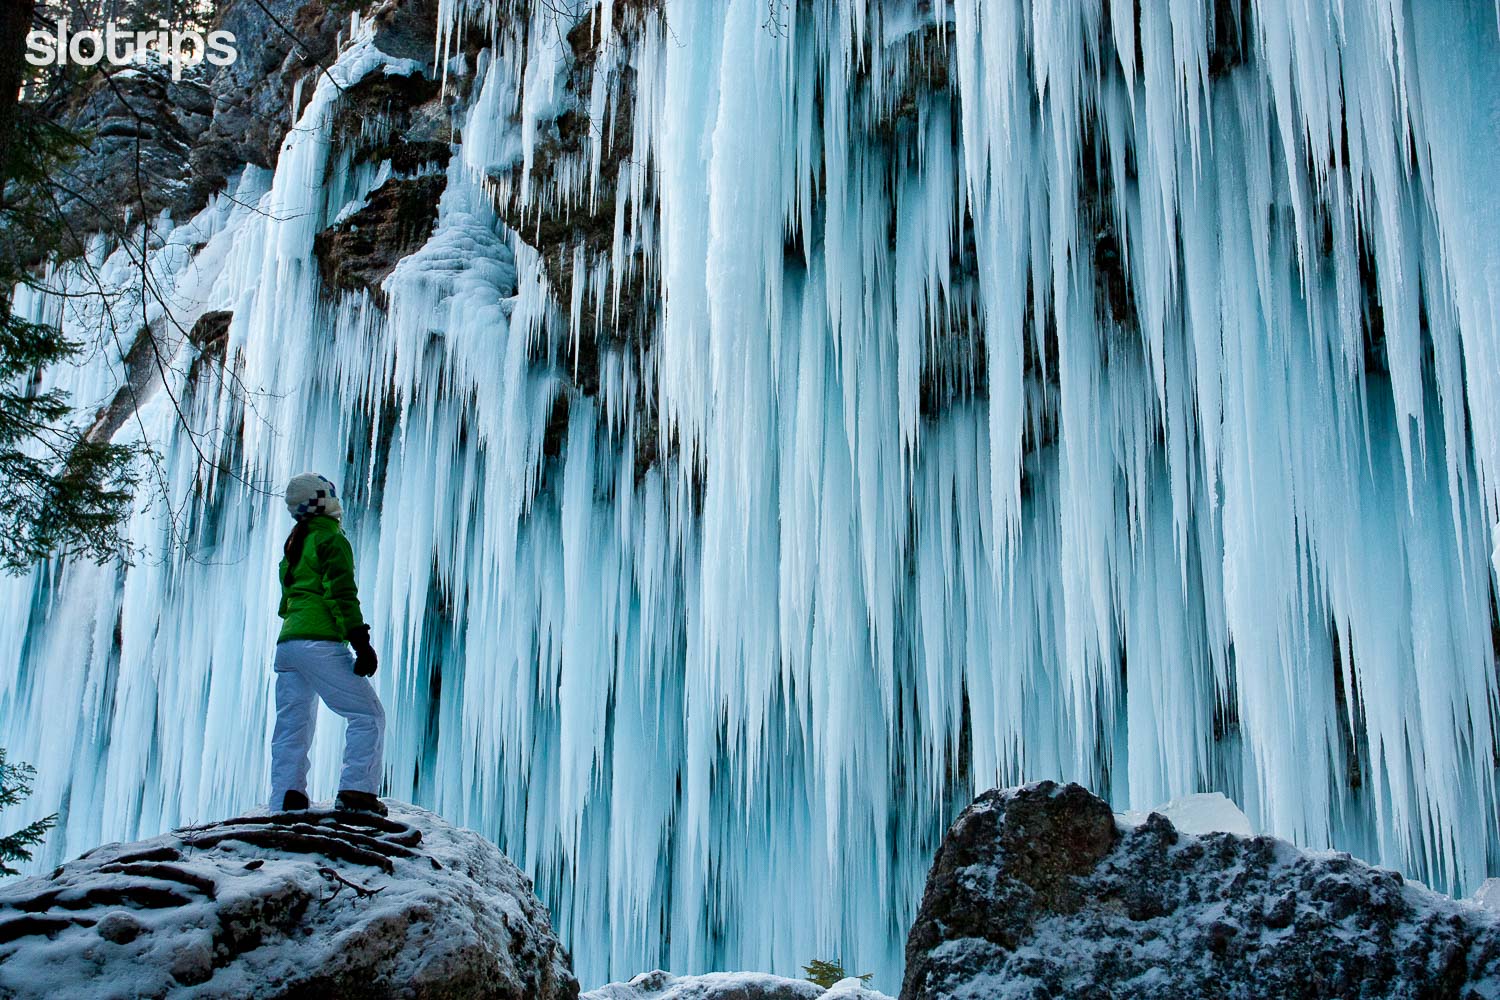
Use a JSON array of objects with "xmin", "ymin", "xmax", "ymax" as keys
[{"xmin": 3, "ymin": 0, "xmax": 1500, "ymax": 989}]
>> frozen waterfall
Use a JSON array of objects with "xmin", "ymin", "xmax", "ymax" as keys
[{"xmin": 4, "ymin": 0, "xmax": 1500, "ymax": 989}]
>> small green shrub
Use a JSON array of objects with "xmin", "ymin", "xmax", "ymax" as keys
[{"xmin": 802, "ymin": 958, "xmax": 873, "ymax": 989}]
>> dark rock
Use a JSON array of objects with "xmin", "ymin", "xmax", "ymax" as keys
[
  {"xmin": 185, "ymin": 0, "xmax": 343, "ymax": 180},
  {"xmin": 189, "ymin": 309, "xmax": 233, "ymax": 357},
  {"xmin": 313, "ymin": 174, "xmax": 446, "ymax": 304},
  {"xmin": 1205, "ymin": 918, "xmax": 1239, "ymax": 955},
  {"xmin": 93, "ymin": 910, "xmax": 143, "ymax": 944},
  {"xmin": 901, "ymin": 782, "xmax": 1116, "ymax": 998},
  {"xmin": 899, "ymin": 782, "xmax": 1500, "ymax": 1000},
  {"xmin": 80, "ymin": 308, "xmax": 234, "ymax": 445},
  {"xmin": 44, "ymin": 64, "xmax": 204, "ymax": 248},
  {"xmin": 48, "ymin": 0, "xmax": 445, "ymax": 244},
  {"xmin": 1262, "ymin": 891, "xmax": 1297, "ymax": 929},
  {"xmin": 170, "ymin": 938, "xmax": 215, "ymax": 985},
  {"xmin": 84, "ymin": 325, "xmax": 157, "ymax": 445}
]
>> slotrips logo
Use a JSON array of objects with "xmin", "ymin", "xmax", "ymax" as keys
[{"xmin": 26, "ymin": 19, "xmax": 238, "ymax": 81}]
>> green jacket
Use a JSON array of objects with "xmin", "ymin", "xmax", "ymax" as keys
[{"xmin": 277, "ymin": 515, "xmax": 366, "ymax": 643}]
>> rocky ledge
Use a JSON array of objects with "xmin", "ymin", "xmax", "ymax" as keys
[
  {"xmin": 0, "ymin": 802, "xmax": 578, "ymax": 1000},
  {"xmin": 5, "ymin": 785, "xmax": 1498, "ymax": 1000},
  {"xmin": 901, "ymin": 781, "xmax": 1500, "ymax": 1000},
  {"xmin": 584, "ymin": 970, "xmax": 891, "ymax": 1000}
]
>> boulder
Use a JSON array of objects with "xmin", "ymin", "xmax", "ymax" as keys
[
  {"xmin": 0, "ymin": 802, "xmax": 578, "ymax": 1000},
  {"xmin": 900, "ymin": 781, "xmax": 1500, "ymax": 1000}
]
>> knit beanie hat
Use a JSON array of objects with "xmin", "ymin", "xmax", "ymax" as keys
[{"xmin": 285, "ymin": 472, "xmax": 343, "ymax": 521}]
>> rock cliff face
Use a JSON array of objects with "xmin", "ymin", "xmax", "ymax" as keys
[
  {"xmin": 900, "ymin": 782, "xmax": 1500, "ymax": 1000},
  {"xmin": 0, "ymin": 802, "xmax": 578, "ymax": 1000},
  {"xmin": 47, "ymin": 0, "xmax": 443, "ymax": 245}
]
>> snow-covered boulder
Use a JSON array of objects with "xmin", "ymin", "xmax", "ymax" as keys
[
  {"xmin": 901, "ymin": 781, "xmax": 1500, "ymax": 999},
  {"xmin": 0, "ymin": 802, "xmax": 578, "ymax": 1000},
  {"xmin": 584, "ymin": 970, "xmax": 891, "ymax": 1000}
]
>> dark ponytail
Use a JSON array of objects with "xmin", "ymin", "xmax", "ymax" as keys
[{"xmin": 282, "ymin": 520, "xmax": 312, "ymax": 586}]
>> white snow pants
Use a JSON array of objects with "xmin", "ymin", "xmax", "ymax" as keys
[{"xmin": 269, "ymin": 639, "xmax": 385, "ymax": 805}]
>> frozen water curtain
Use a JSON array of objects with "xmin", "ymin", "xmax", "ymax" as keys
[{"xmin": 3, "ymin": 0, "xmax": 1500, "ymax": 988}]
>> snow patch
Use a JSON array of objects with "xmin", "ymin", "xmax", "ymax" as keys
[
  {"xmin": 1118, "ymin": 792, "xmax": 1254, "ymax": 837},
  {"xmin": 582, "ymin": 970, "xmax": 893, "ymax": 1000},
  {"xmin": 1470, "ymin": 878, "xmax": 1500, "ymax": 913}
]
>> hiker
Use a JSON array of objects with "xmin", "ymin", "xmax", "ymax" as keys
[{"xmin": 268, "ymin": 472, "xmax": 387, "ymax": 816}]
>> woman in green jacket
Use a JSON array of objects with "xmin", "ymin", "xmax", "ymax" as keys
[{"xmin": 269, "ymin": 472, "xmax": 387, "ymax": 815}]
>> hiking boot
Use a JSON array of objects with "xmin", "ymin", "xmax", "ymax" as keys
[
  {"xmin": 280, "ymin": 789, "xmax": 310, "ymax": 811},
  {"xmin": 334, "ymin": 789, "xmax": 388, "ymax": 816}
]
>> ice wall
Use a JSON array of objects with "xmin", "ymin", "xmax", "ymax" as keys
[{"xmin": 4, "ymin": 0, "xmax": 1500, "ymax": 990}]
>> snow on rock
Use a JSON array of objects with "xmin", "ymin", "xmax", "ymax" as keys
[
  {"xmin": 1473, "ymin": 880, "xmax": 1500, "ymax": 914},
  {"xmin": 0, "ymin": 802, "xmax": 578, "ymax": 1000},
  {"xmin": 583, "ymin": 970, "xmax": 892, "ymax": 1000},
  {"xmin": 901, "ymin": 782, "xmax": 1500, "ymax": 999},
  {"xmin": 1118, "ymin": 791, "xmax": 1253, "ymax": 837}
]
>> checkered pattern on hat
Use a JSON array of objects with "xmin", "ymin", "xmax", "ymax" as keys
[{"xmin": 285, "ymin": 473, "xmax": 343, "ymax": 522}]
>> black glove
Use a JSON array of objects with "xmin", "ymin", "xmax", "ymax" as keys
[{"xmin": 348, "ymin": 625, "xmax": 379, "ymax": 677}]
